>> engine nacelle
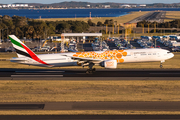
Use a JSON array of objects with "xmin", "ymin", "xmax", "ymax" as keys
[{"xmin": 100, "ymin": 59, "xmax": 117, "ymax": 69}]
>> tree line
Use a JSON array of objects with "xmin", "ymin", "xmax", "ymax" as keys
[{"xmin": 0, "ymin": 15, "xmax": 89, "ymax": 40}]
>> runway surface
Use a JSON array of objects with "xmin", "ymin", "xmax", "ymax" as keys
[
  {"xmin": 1, "ymin": 115, "xmax": 180, "ymax": 120},
  {"xmin": 0, "ymin": 68, "xmax": 180, "ymax": 80},
  {"xmin": 1, "ymin": 102, "xmax": 180, "ymax": 111},
  {"xmin": 128, "ymin": 11, "xmax": 166, "ymax": 23}
]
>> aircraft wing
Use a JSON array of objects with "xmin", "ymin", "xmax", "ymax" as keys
[
  {"xmin": 71, "ymin": 56, "xmax": 102, "ymax": 63},
  {"xmin": 62, "ymin": 55, "xmax": 102, "ymax": 63}
]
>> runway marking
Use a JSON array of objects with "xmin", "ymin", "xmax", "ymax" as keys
[
  {"xmin": 15, "ymin": 71, "xmax": 65, "ymax": 73},
  {"xmin": 11, "ymin": 75, "xmax": 63, "ymax": 77}
]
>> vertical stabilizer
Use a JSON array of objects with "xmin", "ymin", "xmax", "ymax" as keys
[
  {"xmin": 9, "ymin": 35, "xmax": 32, "ymax": 58},
  {"xmin": 9, "ymin": 35, "xmax": 51, "ymax": 66}
]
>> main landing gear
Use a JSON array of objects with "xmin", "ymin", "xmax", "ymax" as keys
[{"xmin": 86, "ymin": 63, "xmax": 96, "ymax": 74}]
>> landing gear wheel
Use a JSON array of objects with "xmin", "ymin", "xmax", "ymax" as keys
[
  {"xmin": 86, "ymin": 69, "xmax": 93, "ymax": 74},
  {"xmin": 86, "ymin": 69, "xmax": 90, "ymax": 74},
  {"xmin": 86, "ymin": 62, "xmax": 95, "ymax": 74},
  {"xmin": 92, "ymin": 68, "xmax": 96, "ymax": 72}
]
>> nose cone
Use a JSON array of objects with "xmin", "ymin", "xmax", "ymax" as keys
[{"xmin": 170, "ymin": 53, "xmax": 174, "ymax": 58}]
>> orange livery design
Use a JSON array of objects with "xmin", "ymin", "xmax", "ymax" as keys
[{"xmin": 73, "ymin": 50, "xmax": 127, "ymax": 63}]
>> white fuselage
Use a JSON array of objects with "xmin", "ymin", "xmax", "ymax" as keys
[{"xmin": 10, "ymin": 48, "xmax": 174, "ymax": 67}]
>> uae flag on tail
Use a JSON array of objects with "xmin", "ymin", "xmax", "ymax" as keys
[{"xmin": 9, "ymin": 35, "xmax": 51, "ymax": 66}]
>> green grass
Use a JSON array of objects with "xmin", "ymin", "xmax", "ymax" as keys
[
  {"xmin": 37, "ymin": 11, "xmax": 149, "ymax": 24},
  {"xmin": 0, "ymin": 80, "xmax": 180, "ymax": 102}
]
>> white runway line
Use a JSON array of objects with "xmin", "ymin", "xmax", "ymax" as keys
[
  {"xmin": 15, "ymin": 71, "xmax": 65, "ymax": 73},
  {"xmin": 11, "ymin": 75, "xmax": 63, "ymax": 77}
]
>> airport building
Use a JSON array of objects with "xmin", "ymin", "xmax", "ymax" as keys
[
  {"xmin": 102, "ymin": 5, "xmax": 111, "ymax": 8},
  {"xmin": 121, "ymin": 5, "xmax": 131, "ymax": 8},
  {"xmin": 138, "ymin": 4, "xmax": 146, "ymax": 7},
  {"xmin": 0, "ymin": 4, "xmax": 29, "ymax": 8},
  {"xmin": 120, "ymin": 4, "xmax": 137, "ymax": 8}
]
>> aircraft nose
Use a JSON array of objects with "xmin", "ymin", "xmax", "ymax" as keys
[{"xmin": 170, "ymin": 53, "xmax": 174, "ymax": 58}]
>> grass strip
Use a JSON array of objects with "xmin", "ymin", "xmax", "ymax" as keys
[
  {"xmin": 166, "ymin": 11, "xmax": 180, "ymax": 19},
  {"xmin": 37, "ymin": 11, "xmax": 149, "ymax": 24},
  {"xmin": 0, "ymin": 80, "xmax": 180, "ymax": 102},
  {"xmin": 0, "ymin": 110, "xmax": 180, "ymax": 115}
]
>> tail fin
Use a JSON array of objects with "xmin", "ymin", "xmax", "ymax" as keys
[
  {"xmin": 9, "ymin": 35, "xmax": 33, "ymax": 58},
  {"xmin": 9, "ymin": 35, "xmax": 51, "ymax": 66}
]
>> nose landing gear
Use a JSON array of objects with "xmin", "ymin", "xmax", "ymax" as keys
[
  {"xmin": 160, "ymin": 60, "xmax": 165, "ymax": 68},
  {"xmin": 160, "ymin": 63, "xmax": 163, "ymax": 68}
]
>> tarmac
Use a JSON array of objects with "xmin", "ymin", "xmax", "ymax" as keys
[
  {"xmin": 128, "ymin": 11, "xmax": 166, "ymax": 23},
  {"xmin": 1, "ymin": 101, "xmax": 180, "ymax": 111},
  {"xmin": 0, "ymin": 68, "xmax": 180, "ymax": 80}
]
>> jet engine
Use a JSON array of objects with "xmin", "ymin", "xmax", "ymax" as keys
[{"xmin": 100, "ymin": 59, "xmax": 117, "ymax": 69}]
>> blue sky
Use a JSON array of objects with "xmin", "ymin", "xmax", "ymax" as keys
[{"xmin": 1, "ymin": 0, "xmax": 180, "ymax": 4}]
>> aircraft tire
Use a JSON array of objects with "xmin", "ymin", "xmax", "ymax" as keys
[{"xmin": 92, "ymin": 68, "xmax": 96, "ymax": 72}]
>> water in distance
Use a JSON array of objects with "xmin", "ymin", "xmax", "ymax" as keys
[{"xmin": 0, "ymin": 8, "xmax": 180, "ymax": 19}]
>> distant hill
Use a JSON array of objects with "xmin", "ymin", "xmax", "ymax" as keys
[
  {"xmin": 147, "ymin": 3, "xmax": 180, "ymax": 7},
  {"xmin": 33, "ymin": 2, "xmax": 180, "ymax": 8},
  {"xmin": 36, "ymin": 1, "xmax": 124, "ymax": 8},
  {"xmin": 1, "ymin": 1, "xmax": 180, "ymax": 8}
]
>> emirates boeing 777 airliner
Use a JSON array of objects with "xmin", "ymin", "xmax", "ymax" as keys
[{"xmin": 9, "ymin": 35, "xmax": 174, "ymax": 73}]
